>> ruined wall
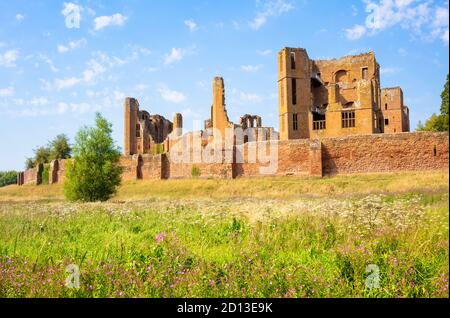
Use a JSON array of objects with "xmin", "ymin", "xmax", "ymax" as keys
[
  {"xmin": 167, "ymin": 148, "xmax": 234, "ymax": 179},
  {"xmin": 321, "ymin": 132, "xmax": 448, "ymax": 175},
  {"xmin": 23, "ymin": 164, "xmax": 43, "ymax": 185},
  {"xmin": 18, "ymin": 132, "xmax": 448, "ymax": 185},
  {"xmin": 141, "ymin": 154, "xmax": 165, "ymax": 180},
  {"xmin": 120, "ymin": 155, "xmax": 138, "ymax": 181},
  {"xmin": 234, "ymin": 138, "xmax": 326, "ymax": 178}
]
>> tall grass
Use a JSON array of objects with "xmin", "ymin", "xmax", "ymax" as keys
[
  {"xmin": 1, "ymin": 171, "xmax": 447, "ymax": 202},
  {"xmin": 0, "ymin": 179, "xmax": 448, "ymax": 297}
]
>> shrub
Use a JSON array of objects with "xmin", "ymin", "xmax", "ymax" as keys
[
  {"xmin": 0, "ymin": 171, "xmax": 18, "ymax": 187},
  {"xmin": 41, "ymin": 164, "xmax": 50, "ymax": 185},
  {"xmin": 63, "ymin": 113, "xmax": 123, "ymax": 202},
  {"xmin": 152, "ymin": 144, "xmax": 164, "ymax": 155},
  {"xmin": 49, "ymin": 134, "xmax": 72, "ymax": 160},
  {"xmin": 191, "ymin": 166, "xmax": 201, "ymax": 178}
]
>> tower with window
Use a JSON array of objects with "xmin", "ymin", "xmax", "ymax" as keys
[{"xmin": 278, "ymin": 48, "xmax": 311, "ymax": 140}]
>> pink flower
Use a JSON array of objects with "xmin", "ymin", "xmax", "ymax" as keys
[{"xmin": 155, "ymin": 232, "xmax": 166, "ymax": 244}]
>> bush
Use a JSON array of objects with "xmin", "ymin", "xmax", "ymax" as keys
[
  {"xmin": 191, "ymin": 166, "xmax": 201, "ymax": 178},
  {"xmin": 0, "ymin": 171, "xmax": 18, "ymax": 187},
  {"xmin": 64, "ymin": 113, "xmax": 123, "ymax": 202},
  {"xmin": 152, "ymin": 143, "xmax": 164, "ymax": 155},
  {"xmin": 41, "ymin": 164, "xmax": 50, "ymax": 185},
  {"xmin": 49, "ymin": 134, "xmax": 72, "ymax": 160}
]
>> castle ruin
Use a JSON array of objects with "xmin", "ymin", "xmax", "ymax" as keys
[
  {"xmin": 278, "ymin": 48, "xmax": 410, "ymax": 140},
  {"xmin": 17, "ymin": 48, "xmax": 448, "ymax": 185}
]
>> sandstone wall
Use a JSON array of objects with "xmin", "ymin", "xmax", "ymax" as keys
[
  {"xmin": 17, "ymin": 132, "xmax": 449, "ymax": 185},
  {"xmin": 141, "ymin": 154, "xmax": 164, "ymax": 180},
  {"xmin": 23, "ymin": 164, "xmax": 43, "ymax": 185},
  {"xmin": 321, "ymin": 132, "xmax": 448, "ymax": 175}
]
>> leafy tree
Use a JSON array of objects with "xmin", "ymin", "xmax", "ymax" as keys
[
  {"xmin": 0, "ymin": 171, "xmax": 18, "ymax": 187},
  {"xmin": 25, "ymin": 157, "xmax": 35, "ymax": 170},
  {"xmin": 64, "ymin": 113, "xmax": 123, "ymax": 202},
  {"xmin": 24, "ymin": 134, "xmax": 72, "ymax": 169},
  {"xmin": 418, "ymin": 74, "xmax": 449, "ymax": 132},
  {"xmin": 417, "ymin": 114, "xmax": 446, "ymax": 132},
  {"xmin": 440, "ymin": 74, "xmax": 449, "ymax": 131},
  {"xmin": 49, "ymin": 134, "xmax": 72, "ymax": 160},
  {"xmin": 33, "ymin": 146, "xmax": 51, "ymax": 165}
]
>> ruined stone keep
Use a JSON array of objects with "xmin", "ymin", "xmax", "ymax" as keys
[{"xmin": 278, "ymin": 48, "xmax": 410, "ymax": 140}]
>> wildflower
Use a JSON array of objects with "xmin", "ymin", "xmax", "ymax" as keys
[{"xmin": 155, "ymin": 232, "xmax": 166, "ymax": 244}]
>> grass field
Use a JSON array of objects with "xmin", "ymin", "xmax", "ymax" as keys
[{"xmin": 0, "ymin": 171, "xmax": 448, "ymax": 297}]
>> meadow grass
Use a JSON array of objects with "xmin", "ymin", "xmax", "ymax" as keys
[
  {"xmin": 1, "ymin": 170, "xmax": 448, "ymax": 202},
  {"xmin": 0, "ymin": 171, "xmax": 448, "ymax": 297}
]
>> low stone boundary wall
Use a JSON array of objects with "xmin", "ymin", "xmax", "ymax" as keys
[{"xmin": 16, "ymin": 132, "xmax": 449, "ymax": 185}]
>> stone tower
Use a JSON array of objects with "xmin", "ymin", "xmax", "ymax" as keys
[
  {"xmin": 211, "ymin": 77, "xmax": 233, "ymax": 139},
  {"xmin": 278, "ymin": 48, "xmax": 311, "ymax": 140},
  {"xmin": 173, "ymin": 112, "xmax": 183, "ymax": 136},
  {"xmin": 124, "ymin": 97, "xmax": 139, "ymax": 155}
]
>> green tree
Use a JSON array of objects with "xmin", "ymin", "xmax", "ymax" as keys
[
  {"xmin": 33, "ymin": 146, "xmax": 51, "ymax": 165},
  {"xmin": 25, "ymin": 157, "xmax": 35, "ymax": 170},
  {"xmin": 0, "ymin": 171, "xmax": 18, "ymax": 187},
  {"xmin": 418, "ymin": 74, "xmax": 449, "ymax": 132},
  {"xmin": 49, "ymin": 134, "xmax": 72, "ymax": 160},
  {"xmin": 64, "ymin": 113, "xmax": 123, "ymax": 202},
  {"xmin": 440, "ymin": 74, "xmax": 449, "ymax": 131}
]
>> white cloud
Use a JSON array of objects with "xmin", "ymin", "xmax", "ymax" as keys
[
  {"xmin": 46, "ymin": 50, "xmax": 142, "ymax": 91},
  {"xmin": 240, "ymin": 92, "xmax": 263, "ymax": 103},
  {"xmin": 164, "ymin": 48, "xmax": 184, "ymax": 65},
  {"xmin": 184, "ymin": 19, "xmax": 198, "ymax": 32},
  {"xmin": 82, "ymin": 58, "xmax": 106, "ymax": 83},
  {"xmin": 94, "ymin": 13, "xmax": 127, "ymax": 31},
  {"xmin": 0, "ymin": 87, "xmax": 14, "ymax": 97},
  {"xmin": 241, "ymin": 64, "xmax": 262, "ymax": 72},
  {"xmin": 69, "ymin": 102, "xmax": 93, "ymax": 114},
  {"xmin": 57, "ymin": 38, "xmax": 86, "ymax": 53},
  {"xmin": 0, "ymin": 50, "xmax": 19, "ymax": 67},
  {"xmin": 158, "ymin": 84, "xmax": 186, "ymax": 103},
  {"xmin": 29, "ymin": 97, "xmax": 49, "ymax": 106},
  {"xmin": 249, "ymin": 0, "xmax": 294, "ymax": 30},
  {"xmin": 145, "ymin": 67, "xmax": 159, "ymax": 72},
  {"xmin": 57, "ymin": 45, "xmax": 69, "ymax": 54},
  {"xmin": 345, "ymin": 24, "xmax": 367, "ymax": 40},
  {"xmin": 398, "ymin": 48, "xmax": 408, "ymax": 56},
  {"xmin": 57, "ymin": 102, "xmax": 69, "ymax": 114},
  {"xmin": 86, "ymin": 7, "xmax": 96, "ymax": 17},
  {"xmin": 345, "ymin": 0, "xmax": 449, "ymax": 44},
  {"xmin": 54, "ymin": 77, "xmax": 81, "ymax": 90},
  {"xmin": 257, "ymin": 49, "xmax": 272, "ymax": 56},
  {"xmin": 15, "ymin": 14, "xmax": 24, "ymax": 22},
  {"xmin": 380, "ymin": 67, "xmax": 401, "ymax": 75},
  {"xmin": 134, "ymin": 84, "xmax": 149, "ymax": 92},
  {"xmin": 38, "ymin": 54, "xmax": 59, "ymax": 72},
  {"xmin": 113, "ymin": 90, "xmax": 125, "ymax": 102},
  {"xmin": 442, "ymin": 29, "xmax": 449, "ymax": 45}
]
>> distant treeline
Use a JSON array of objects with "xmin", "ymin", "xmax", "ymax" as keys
[{"xmin": 0, "ymin": 171, "xmax": 18, "ymax": 187}]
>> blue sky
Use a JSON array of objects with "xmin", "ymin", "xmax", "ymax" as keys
[{"xmin": 0, "ymin": 0, "xmax": 448, "ymax": 171}]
